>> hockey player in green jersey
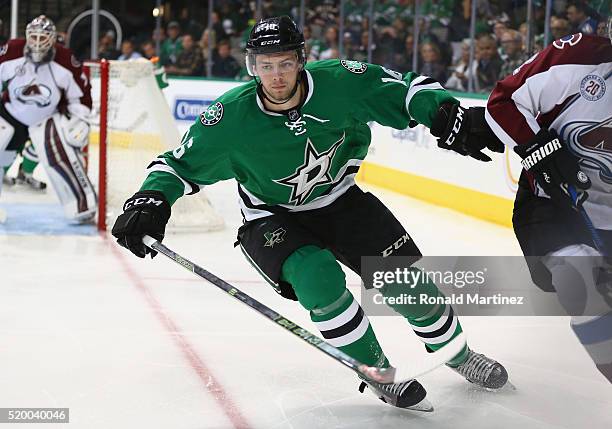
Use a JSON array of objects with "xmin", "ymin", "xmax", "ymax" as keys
[{"xmin": 112, "ymin": 16, "xmax": 508, "ymax": 411}]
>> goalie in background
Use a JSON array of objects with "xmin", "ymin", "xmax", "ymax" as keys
[{"xmin": 0, "ymin": 15, "xmax": 96, "ymax": 223}]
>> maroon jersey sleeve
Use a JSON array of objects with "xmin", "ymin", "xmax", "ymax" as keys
[
  {"xmin": 53, "ymin": 43, "xmax": 92, "ymax": 109},
  {"xmin": 0, "ymin": 38, "xmax": 26, "ymax": 64},
  {"xmin": 485, "ymin": 34, "xmax": 612, "ymax": 148}
]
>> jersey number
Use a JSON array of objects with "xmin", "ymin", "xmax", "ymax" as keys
[
  {"xmin": 173, "ymin": 136, "xmax": 194, "ymax": 159},
  {"xmin": 381, "ymin": 67, "xmax": 407, "ymax": 87},
  {"xmin": 585, "ymin": 81, "xmax": 601, "ymax": 97}
]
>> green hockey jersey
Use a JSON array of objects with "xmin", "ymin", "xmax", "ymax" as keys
[{"xmin": 142, "ymin": 59, "xmax": 456, "ymax": 220}]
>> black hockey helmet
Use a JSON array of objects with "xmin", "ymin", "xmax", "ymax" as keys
[{"xmin": 246, "ymin": 16, "xmax": 306, "ymax": 76}]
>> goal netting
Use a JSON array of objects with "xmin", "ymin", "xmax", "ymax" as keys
[{"xmin": 86, "ymin": 59, "xmax": 224, "ymax": 232}]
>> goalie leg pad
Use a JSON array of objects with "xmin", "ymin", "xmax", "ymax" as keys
[
  {"xmin": 0, "ymin": 113, "xmax": 17, "ymax": 197},
  {"xmin": 29, "ymin": 114, "xmax": 97, "ymax": 221}
]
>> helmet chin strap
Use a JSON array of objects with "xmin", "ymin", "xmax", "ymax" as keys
[{"xmin": 258, "ymin": 73, "xmax": 302, "ymax": 105}]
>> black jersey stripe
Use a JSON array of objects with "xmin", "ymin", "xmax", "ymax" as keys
[
  {"xmin": 146, "ymin": 159, "xmax": 202, "ymax": 195},
  {"xmin": 413, "ymin": 77, "xmax": 438, "ymax": 87}
]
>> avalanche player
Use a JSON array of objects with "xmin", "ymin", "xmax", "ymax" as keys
[
  {"xmin": 111, "ymin": 16, "xmax": 509, "ymax": 409},
  {"xmin": 0, "ymin": 15, "xmax": 96, "ymax": 222},
  {"xmin": 486, "ymin": 23, "xmax": 612, "ymax": 382}
]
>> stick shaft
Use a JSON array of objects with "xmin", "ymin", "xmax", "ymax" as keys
[{"xmin": 142, "ymin": 236, "xmax": 370, "ymax": 376}]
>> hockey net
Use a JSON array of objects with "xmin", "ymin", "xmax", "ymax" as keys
[{"xmin": 86, "ymin": 59, "xmax": 224, "ymax": 232}]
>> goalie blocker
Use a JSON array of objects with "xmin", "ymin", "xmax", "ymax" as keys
[{"xmin": 28, "ymin": 113, "xmax": 97, "ymax": 222}]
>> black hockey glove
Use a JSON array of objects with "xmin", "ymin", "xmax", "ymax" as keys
[
  {"xmin": 514, "ymin": 128, "xmax": 591, "ymax": 208},
  {"xmin": 431, "ymin": 103, "xmax": 505, "ymax": 162},
  {"xmin": 111, "ymin": 190, "xmax": 171, "ymax": 258}
]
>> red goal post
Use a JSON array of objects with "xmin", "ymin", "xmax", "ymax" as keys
[{"xmin": 84, "ymin": 59, "xmax": 224, "ymax": 232}]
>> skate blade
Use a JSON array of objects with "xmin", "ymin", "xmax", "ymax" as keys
[{"xmin": 405, "ymin": 397, "xmax": 434, "ymax": 412}]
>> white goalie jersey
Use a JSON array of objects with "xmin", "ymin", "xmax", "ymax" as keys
[
  {"xmin": 0, "ymin": 39, "xmax": 91, "ymax": 125},
  {"xmin": 485, "ymin": 34, "xmax": 612, "ymax": 230}
]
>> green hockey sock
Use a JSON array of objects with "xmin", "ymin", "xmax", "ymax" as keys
[
  {"xmin": 282, "ymin": 245, "xmax": 389, "ymax": 368},
  {"xmin": 21, "ymin": 157, "xmax": 37, "ymax": 175},
  {"xmin": 380, "ymin": 269, "xmax": 468, "ymax": 366}
]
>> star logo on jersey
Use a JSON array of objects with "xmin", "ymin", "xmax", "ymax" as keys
[
  {"xmin": 275, "ymin": 133, "xmax": 345, "ymax": 205},
  {"xmin": 264, "ymin": 227, "xmax": 286, "ymax": 248},
  {"xmin": 14, "ymin": 83, "xmax": 52, "ymax": 107}
]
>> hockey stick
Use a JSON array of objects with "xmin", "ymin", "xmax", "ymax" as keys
[
  {"xmin": 567, "ymin": 186, "xmax": 609, "ymax": 257},
  {"xmin": 142, "ymin": 235, "xmax": 467, "ymax": 384}
]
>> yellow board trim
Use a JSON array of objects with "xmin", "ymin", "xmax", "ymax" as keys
[{"xmin": 357, "ymin": 161, "xmax": 513, "ymax": 227}]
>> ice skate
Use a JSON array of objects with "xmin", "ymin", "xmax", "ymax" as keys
[
  {"xmin": 17, "ymin": 165, "xmax": 47, "ymax": 191},
  {"xmin": 2, "ymin": 175, "xmax": 16, "ymax": 186},
  {"xmin": 450, "ymin": 348, "xmax": 509, "ymax": 390},
  {"xmin": 358, "ymin": 376, "xmax": 433, "ymax": 411}
]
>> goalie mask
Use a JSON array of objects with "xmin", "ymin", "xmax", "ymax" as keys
[
  {"xmin": 25, "ymin": 15, "xmax": 57, "ymax": 64},
  {"xmin": 245, "ymin": 15, "xmax": 306, "ymax": 77}
]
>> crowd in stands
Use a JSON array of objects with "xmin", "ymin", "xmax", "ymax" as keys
[{"xmin": 94, "ymin": 0, "xmax": 608, "ymax": 92}]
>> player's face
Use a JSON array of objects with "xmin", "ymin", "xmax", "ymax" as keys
[{"xmin": 256, "ymin": 52, "xmax": 301, "ymax": 102}]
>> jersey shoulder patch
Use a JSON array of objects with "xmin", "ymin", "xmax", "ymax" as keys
[
  {"xmin": 340, "ymin": 60, "xmax": 368, "ymax": 74},
  {"xmin": 200, "ymin": 101, "xmax": 224, "ymax": 126}
]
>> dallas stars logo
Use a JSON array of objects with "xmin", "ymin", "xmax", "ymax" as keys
[
  {"xmin": 264, "ymin": 228, "xmax": 286, "ymax": 248},
  {"xmin": 275, "ymin": 133, "xmax": 345, "ymax": 205}
]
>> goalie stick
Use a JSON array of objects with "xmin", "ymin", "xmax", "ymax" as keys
[{"xmin": 142, "ymin": 235, "xmax": 467, "ymax": 384}]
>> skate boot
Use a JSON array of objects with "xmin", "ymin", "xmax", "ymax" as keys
[
  {"xmin": 17, "ymin": 165, "xmax": 46, "ymax": 191},
  {"xmin": 358, "ymin": 376, "xmax": 433, "ymax": 411},
  {"xmin": 2, "ymin": 175, "xmax": 16, "ymax": 186},
  {"xmin": 450, "ymin": 348, "xmax": 508, "ymax": 389}
]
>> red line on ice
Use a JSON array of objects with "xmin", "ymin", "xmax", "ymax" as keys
[{"xmin": 107, "ymin": 237, "xmax": 252, "ymax": 429}]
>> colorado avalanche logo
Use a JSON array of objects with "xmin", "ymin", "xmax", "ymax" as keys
[
  {"xmin": 564, "ymin": 116, "xmax": 612, "ymax": 184},
  {"xmin": 553, "ymin": 33, "xmax": 582, "ymax": 50},
  {"xmin": 14, "ymin": 83, "xmax": 53, "ymax": 107}
]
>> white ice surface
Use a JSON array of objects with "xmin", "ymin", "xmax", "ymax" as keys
[{"xmin": 1, "ymin": 179, "xmax": 611, "ymax": 429}]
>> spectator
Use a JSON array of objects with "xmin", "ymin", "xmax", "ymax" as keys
[
  {"xmin": 198, "ymin": 28, "xmax": 212, "ymax": 67},
  {"xmin": 492, "ymin": 19, "xmax": 509, "ymax": 42},
  {"xmin": 160, "ymin": 21, "xmax": 183, "ymax": 66},
  {"xmin": 141, "ymin": 41, "xmax": 157, "ymax": 60},
  {"xmin": 596, "ymin": 18, "xmax": 608, "ymax": 37},
  {"xmin": 566, "ymin": 1, "xmax": 598, "ymax": 35},
  {"xmin": 445, "ymin": 38, "xmax": 471, "ymax": 91},
  {"xmin": 394, "ymin": 33, "xmax": 416, "ymax": 74},
  {"xmin": 418, "ymin": 41, "xmax": 447, "ymax": 83},
  {"xmin": 341, "ymin": 32, "xmax": 356, "ymax": 59},
  {"xmin": 211, "ymin": 40, "xmax": 241, "ymax": 79},
  {"xmin": 550, "ymin": 17, "xmax": 571, "ymax": 40},
  {"xmin": 353, "ymin": 30, "xmax": 375, "ymax": 63},
  {"xmin": 304, "ymin": 25, "xmax": 325, "ymax": 61},
  {"xmin": 98, "ymin": 31, "xmax": 119, "ymax": 60},
  {"xmin": 165, "ymin": 34, "xmax": 203, "ymax": 76},
  {"xmin": 118, "ymin": 39, "xmax": 143, "ymax": 61},
  {"xmin": 473, "ymin": 34, "xmax": 502, "ymax": 93},
  {"xmin": 499, "ymin": 29, "xmax": 526, "ymax": 79},
  {"xmin": 319, "ymin": 26, "xmax": 339, "ymax": 60}
]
